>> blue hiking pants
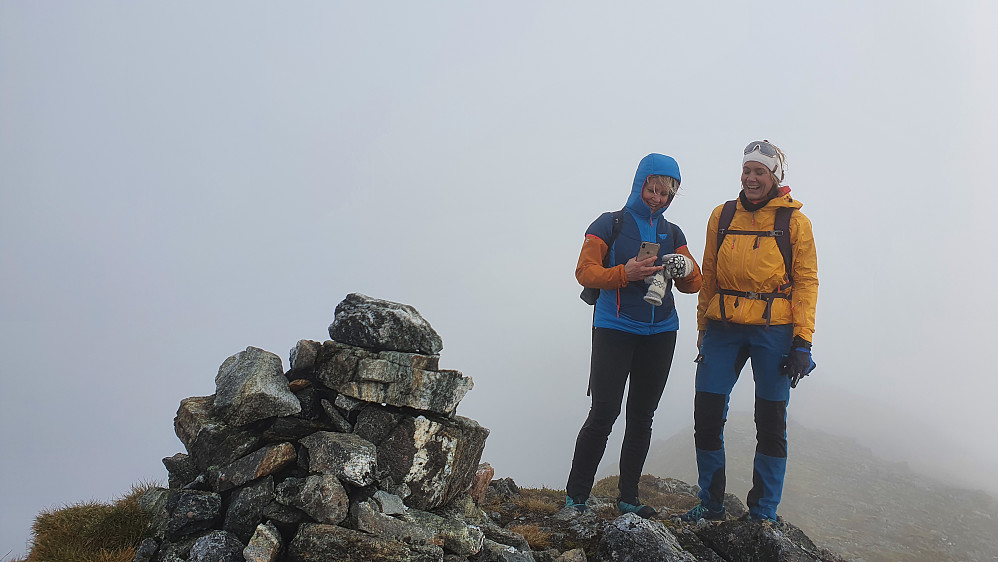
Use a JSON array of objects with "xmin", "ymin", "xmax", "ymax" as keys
[{"xmin": 693, "ymin": 321, "xmax": 792, "ymax": 520}]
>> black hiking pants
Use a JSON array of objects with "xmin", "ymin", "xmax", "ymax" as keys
[{"xmin": 567, "ymin": 327, "xmax": 677, "ymax": 505}]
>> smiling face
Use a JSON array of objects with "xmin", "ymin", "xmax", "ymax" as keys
[
  {"xmin": 641, "ymin": 175, "xmax": 676, "ymax": 212},
  {"xmin": 741, "ymin": 161, "xmax": 776, "ymax": 202}
]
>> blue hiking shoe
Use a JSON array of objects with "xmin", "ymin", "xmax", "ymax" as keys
[
  {"xmin": 680, "ymin": 503, "xmax": 725, "ymax": 522},
  {"xmin": 746, "ymin": 513, "xmax": 779, "ymax": 524},
  {"xmin": 618, "ymin": 500, "xmax": 657, "ymax": 519},
  {"xmin": 565, "ymin": 495, "xmax": 588, "ymax": 514}
]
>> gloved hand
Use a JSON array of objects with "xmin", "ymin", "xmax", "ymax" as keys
[
  {"xmin": 661, "ymin": 254, "xmax": 694, "ymax": 279},
  {"xmin": 781, "ymin": 336, "xmax": 816, "ymax": 388},
  {"xmin": 643, "ymin": 270, "xmax": 668, "ymax": 306}
]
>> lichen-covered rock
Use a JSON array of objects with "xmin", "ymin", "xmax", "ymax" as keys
[
  {"xmin": 213, "ymin": 346, "xmax": 301, "ymax": 426},
  {"xmin": 299, "ymin": 473, "xmax": 350, "ymax": 525},
  {"xmin": 287, "ymin": 522, "xmax": 445, "ymax": 562},
  {"xmin": 694, "ymin": 519, "xmax": 846, "ymax": 562},
  {"xmin": 319, "ymin": 399, "xmax": 354, "ymax": 432},
  {"xmin": 328, "ymin": 293, "xmax": 443, "ymax": 355},
  {"xmin": 595, "ymin": 513, "xmax": 696, "ymax": 562},
  {"xmin": 353, "ymin": 404, "xmax": 403, "ymax": 445},
  {"xmin": 260, "ymin": 415, "xmax": 343, "ymax": 442},
  {"xmin": 209, "ymin": 442, "xmax": 296, "ymax": 492},
  {"xmin": 289, "ymin": 339, "xmax": 321, "ymax": 376},
  {"xmin": 163, "ymin": 453, "xmax": 199, "ymax": 490},
  {"xmin": 373, "ymin": 490, "xmax": 407, "ymax": 516},
  {"xmin": 555, "ymin": 549, "xmax": 588, "ymax": 562},
  {"xmin": 222, "ymin": 477, "xmax": 275, "ymax": 543},
  {"xmin": 243, "ymin": 521, "xmax": 283, "ymax": 562},
  {"xmin": 133, "ymin": 537, "xmax": 159, "ymax": 562},
  {"xmin": 377, "ymin": 414, "xmax": 489, "ymax": 510},
  {"xmin": 404, "ymin": 507, "xmax": 485, "ymax": 556},
  {"xmin": 476, "ymin": 539, "xmax": 535, "ymax": 562},
  {"xmin": 299, "ymin": 431, "xmax": 377, "ymax": 487},
  {"xmin": 174, "ymin": 395, "xmax": 263, "ymax": 471},
  {"xmin": 316, "ymin": 341, "xmax": 472, "ymax": 415},
  {"xmin": 138, "ymin": 487, "xmax": 174, "ymax": 540},
  {"xmin": 187, "ymin": 530, "xmax": 245, "ymax": 562},
  {"xmin": 166, "ymin": 490, "xmax": 222, "ymax": 540},
  {"xmin": 349, "ymin": 499, "xmax": 436, "ymax": 546}
]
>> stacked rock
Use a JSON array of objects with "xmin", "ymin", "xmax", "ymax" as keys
[{"xmin": 136, "ymin": 294, "xmax": 505, "ymax": 562}]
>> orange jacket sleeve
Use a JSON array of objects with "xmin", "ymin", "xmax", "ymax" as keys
[
  {"xmin": 575, "ymin": 235, "xmax": 628, "ymax": 290},
  {"xmin": 672, "ymin": 245, "xmax": 703, "ymax": 294}
]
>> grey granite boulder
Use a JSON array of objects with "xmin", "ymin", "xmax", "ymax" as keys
[
  {"xmin": 174, "ymin": 395, "xmax": 263, "ymax": 471},
  {"xmin": 287, "ymin": 523, "xmax": 445, "ymax": 562},
  {"xmin": 476, "ymin": 539, "xmax": 536, "ymax": 562},
  {"xmin": 138, "ymin": 487, "xmax": 174, "ymax": 540},
  {"xmin": 213, "ymin": 346, "xmax": 301, "ymax": 426},
  {"xmin": 299, "ymin": 473, "xmax": 351, "ymax": 525},
  {"xmin": 595, "ymin": 513, "xmax": 696, "ymax": 562},
  {"xmin": 222, "ymin": 477, "xmax": 275, "ymax": 543},
  {"xmin": 289, "ymin": 339, "xmax": 321, "ymax": 376},
  {"xmin": 377, "ymin": 414, "xmax": 489, "ymax": 510},
  {"xmin": 166, "ymin": 490, "xmax": 222, "ymax": 540},
  {"xmin": 353, "ymin": 404, "xmax": 403, "ymax": 445},
  {"xmin": 209, "ymin": 442, "xmax": 296, "ymax": 492},
  {"xmin": 328, "ymin": 293, "xmax": 443, "ymax": 355},
  {"xmin": 348, "ymin": 499, "xmax": 435, "ymax": 546},
  {"xmin": 694, "ymin": 519, "xmax": 841, "ymax": 562},
  {"xmin": 188, "ymin": 530, "xmax": 245, "ymax": 562},
  {"xmin": 316, "ymin": 341, "xmax": 473, "ymax": 416},
  {"xmin": 404, "ymin": 507, "xmax": 485, "ymax": 556},
  {"xmin": 299, "ymin": 431, "xmax": 377, "ymax": 487},
  {"xmin": 243, "ymin": 521, "xmax": 283, "ymax": 562},
  {"xmin": 132, "ymin": 537, "xmax": 158, "ymax": 562},
  {"xmin": 163, "ymin": 453, "xmax": 199, "ymax": 489}
]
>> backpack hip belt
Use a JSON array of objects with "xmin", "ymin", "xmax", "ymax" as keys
[{"xmin": 716, "ymin": 287, "xmax": 790, "ymax": 328}]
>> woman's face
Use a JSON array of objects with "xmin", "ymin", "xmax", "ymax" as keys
[
  {"xmin": 641, "ymin": 176, "xmax": 673, "ymax": 212},
  {"xmin": 741, "ymin": 161, "xmax": 775, "ymax": 202}
]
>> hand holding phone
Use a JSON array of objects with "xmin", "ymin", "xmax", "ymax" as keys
[
  {"xmin": 624, "ymin": 242, "xmax": 663, "ymax": 282},
  {"xmin": 636, "ymin": 241, "xmax": 660, "ymax": 262}
]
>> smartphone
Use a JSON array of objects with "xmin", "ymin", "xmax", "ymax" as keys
[{"xmin": 637, "ymin": 242, "xmax": 660, "ymax": 262}]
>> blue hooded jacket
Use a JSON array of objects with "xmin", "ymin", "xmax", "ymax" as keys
[{"xmin": 586, "ymin": 153, "xmax": 688, "ymax": 334}]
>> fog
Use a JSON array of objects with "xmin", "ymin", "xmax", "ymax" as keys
[{"xmin": 2, "ymin": 2, "xmax": 997, "ymax": 558}]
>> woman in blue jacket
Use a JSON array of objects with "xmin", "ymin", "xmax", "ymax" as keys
[{"xmin": 566, "ymin": 153, "xmax": 702, "ymax": 517}]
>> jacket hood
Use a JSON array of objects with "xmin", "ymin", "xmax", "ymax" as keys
[{"xmin": 626, "ymin": 153, "xmax": 682, "ymax": 219}]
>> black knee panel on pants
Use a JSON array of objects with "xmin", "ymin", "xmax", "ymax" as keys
[
  {"xmin": 754, "ymin": 396, "xmax": 787, "ymax": 458},
  {"xmin": 694, "ymin": 391, "xmax": 727, "ymax": 451}
]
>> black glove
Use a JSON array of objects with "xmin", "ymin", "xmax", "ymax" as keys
[{"xmin": 781, "ymin": 336, "xmax": 816, "ymax": 388}]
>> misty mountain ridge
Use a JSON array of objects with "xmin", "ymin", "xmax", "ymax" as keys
[{"xmin": 645, "ymin": 412, "xmax": 998, "ymax": 561}]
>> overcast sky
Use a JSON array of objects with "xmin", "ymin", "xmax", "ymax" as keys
[{"xmin": 2, "ymin": 2, "xmax": 997, "ymax": 558}]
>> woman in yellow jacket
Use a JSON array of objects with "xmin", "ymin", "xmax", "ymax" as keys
[{"xmin": 681, "ymin": 140, "xmax": 818, "ymax": 523}]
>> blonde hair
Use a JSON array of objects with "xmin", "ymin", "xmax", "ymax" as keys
[{"xmin": 644, "ymin": 174, "xmax": 680, "ymax": 196}]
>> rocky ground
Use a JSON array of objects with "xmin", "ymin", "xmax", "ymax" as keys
[{"xmin": 481, "ymin": 474, "xmax": 850, "ymax": 562}]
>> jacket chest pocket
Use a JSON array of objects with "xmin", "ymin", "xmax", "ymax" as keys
[{"xmin": 718, "ymin": 235, "xmax": 786, "ymax": 287}]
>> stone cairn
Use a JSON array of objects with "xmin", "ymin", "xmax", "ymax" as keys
[{"xmin": 136, "ymin": 293, "xmax": 507, "ymax": 562}]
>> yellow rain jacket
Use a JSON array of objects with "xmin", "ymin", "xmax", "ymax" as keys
[{"xmin": 696, "ymin": 192, "xmax": 818, "ymax": 342}]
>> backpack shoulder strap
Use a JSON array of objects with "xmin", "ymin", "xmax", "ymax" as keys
[
  {"xmin": 716, "ymin": 200, "xmax": 738, "ymax": 252},
  {"xmin": 602, "ymin": 208, "xmax": 626, "ymax": 267},
  {"xmin": 774, "ymin": 207, "xmax": 795, "ymax": 283}
]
